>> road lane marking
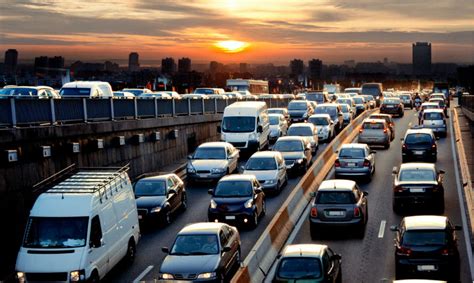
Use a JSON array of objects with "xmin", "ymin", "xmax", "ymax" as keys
[
  {"xmin": 133, "ymin": 265, "xmax": 154, "ymax": 283},
  {"xmin": 378, "ymin": 220, "xmax": 386, "ymax": 238}
]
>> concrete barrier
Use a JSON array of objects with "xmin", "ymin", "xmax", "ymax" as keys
[{"xmin": 231, "ymin": 109, "xmax": 377, "ymax": 283}]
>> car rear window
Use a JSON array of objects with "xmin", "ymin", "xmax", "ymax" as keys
[
  {"xmin": 316, "ymin": 192, "xmax": 355, "ymax": 204},
  {"xmin": 399, "ymin": 169, "xmax": 436, "ymax": 182},
  {"xmin": 363, "ymin": 122, "xmax": 384, "ymax": 130},
  {"xmin": 277, "ymin": 258, "xmax": 322, "ymax": 279},
  {"xmin": 405, "ymin": 133, "xmax": 432, "ymax": 144},
  {"xmin": 423, "ymin": 112, "xmax": 443, "ymax": 120},
  {"xmin": 401, "ymin": 230, "xmax": 448, "ymax": 246},
  {"xmin": 339, "ymin": 148, "xmax": 365, "ymax": 158},
  {"xmin": 288, "ymin": 126, "xmax": 313, "ymax": 136}
]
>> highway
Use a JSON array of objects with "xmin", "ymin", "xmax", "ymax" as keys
[
  {"xmin": 264, "ymin": 108, "xmax": 473, "ymax": 282},
  {"xmin": 105, "ymin": 142, "xmax": 330, "ymax": 282}
]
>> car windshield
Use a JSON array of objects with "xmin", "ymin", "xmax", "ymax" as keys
[
  {"xmin": 269, "ymin": 116, "xmax": 280, "ymax": 125},
  {"xmin": 0, "ymin": 88, "xmax": 38, "ymax": 96},
  {"xmin": 363, "ymin": 122, "xmax": 384, "ymax": 130},
  {"xmin": 316, "ymin": 192, "xmax": 355, "ymax": 204},
  {"xmin": 402, "ymin": 230, "xmax": 448, "ymax": 246},
  {"xmin": 288, "ymin": 102, "xmax": 307, "ymax": 110},
  {"xmin": 369, "ymin": 116, "xmax": 389, "ymax": 123},
  {"xmin": 353, "ymin": 97, "xmax": 364, "ymax": 104},
  {"xmin": 193, "ymin": 147, "xmax": 226, "ymax": 159},
  {"xmin": 405, "ymin": 133, "xmax": 432, "ymax": 145},
  {"xmin": 308, "ymin": 117, "xmax": 329, "ymax": 126},
  {"xmin": 214, "ymin": 180, "xmax": 253, "ymax": 197},
  {"xmin": 315, "ymin": 107, "xmax": 336, "ymax": 117},
  {"xmin": 306, "ymin": 93, "xmax": 324, "ymax": 103},
  {"xmin": 23, "ymin": 217, "xmax": 88, "ymax": 248},
  {"xmin": 361, "ymin": 86, "xmax": 380, "ymax": 96},
  {"xmin": 288, "ymin": 127, "xmax": 313, "ymax": 136},
  {"xmin": 194, "ymin": 89, "xmax": 214, "ymax": 94},
  {"xmin": 399, "ymin": 169, "xmax": 436, "ymax": 182},
  {"xmin": 273, "ymin": 140, "xmax": 304, "ymax": 152},
  {"xmin": 171, "ymin": 234, "xmax": 219, "ymax": 255},
  {"xmin": 339, "ymin": 148, "xmax": 365, "ymax": 158},
  {"xmin": 384, "ymin": 99, "xmax": 400, "ymax": 105},
  {"xmin": 268, "ymin": 109, "xmax": 284, "ymax": 115},
  {"xmin": 424, "ymin": 112, "xmax": 443, "ymax": 120},
  {"xmin": 277, "ymin": 258, "xmax": 322, "ymax": 279},
  {"xmin": 134, "ymin": 180, "xmax": 166, "ymax": 196},
  {"xmin": 340, "ymin": 105, "xmax": 350, "ymax": 112},
  {"xmin": 246, "ymin": 157, "xmax": 277, "ymax": 170},
  {"xmin": 60, "ymin": 88, "xmax": 91, "ymax": 96},
  {"xmin": 222, "ymin": 116, "xmax": 255, "ymax": 133}
]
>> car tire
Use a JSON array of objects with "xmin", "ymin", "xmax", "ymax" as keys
[
  {"xmin": 163, "ymin": 209, "xmax": 172, "ymax": 226},
  {"xmin": 124, "ymin": 239, "xmax": 136, "ymax": 265},
  {"xmin": 88, "ymin": 271, "xmax": 100, "ymax": 283},
  {"xmin": 395, "ymin": 263, "xmax": 404, "ymax": 280},
  {"xmin": 336, "ymin": 270, "xmax": 342, "ymax": 283},
  {"xmin": 402, "ymin": 156, "xmax": 407, "ymax": 163},
  {"xmin": 438, "ymin": 199, "xmax": 445, "ymax": 214},
  {"xmin": 384, "ymin": 142, "xmax": 390, "ymax": 149},
  {"xmin": 356, "ymin": 224, "xmax": 366, "ymax": 238},
  {"xmin": 310, "ymin": 223, "xmax": 318, "ymax": 240},
  {"xmin": 392, "ymin": 201, "xmax": 401, "ymax": 215},
  {"xmin": 277, "ymin": 181, "xmax": 282, "ymax": 194}
]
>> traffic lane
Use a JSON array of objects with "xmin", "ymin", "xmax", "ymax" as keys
[
  {"xmin": 127, "ymin": 143, "xmax": 329, "ymax": 282},
  {"xmin": 290, "ymin": 109, "xmax": 471, "ymax": 282}
]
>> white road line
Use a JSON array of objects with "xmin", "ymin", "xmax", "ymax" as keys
[
  {"xmin": 378, "ymin": 220, "xmax": 386, "ymax": 238},
  {"xmin": 132, "ymin": 265, "xmax": 154, "ymax": 283},
  {"xmin": 449, "ymin": 110, "xmax": 474, "ymax": 281}
]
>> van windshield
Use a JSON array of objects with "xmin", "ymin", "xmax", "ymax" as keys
[
  {"xmin": 60, "ymin": 88, "xmax": 91, "ymax": 96},
  {"xmin": 222, "ymin": 116, "xmax": 255, "ymax": 133},
  {"xmin": 23, "ymin": 217, "xmax": 88, "ymax": 248},
  {"xmin": 361, "ymin": 86, "xmax": 381, "ymax": 97}
]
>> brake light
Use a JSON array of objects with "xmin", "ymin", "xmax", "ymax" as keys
[
  {"xmin": 335, "ymin": 159, "xmax": 341, "ymax": 167},
  {"xmin": 310, "ymin": 207, "xmax": 318, "ymax": 217},
  {"xmin": 353, "ymin": 207, "xmax": 361, "ymax": 217},
  {"xmin": 363, "ymin": 160, "xmax": 370, "ymax": 167},
  {"xmin": 402, "ymin": 144, "xmax": 407, "ymax": 150},
  {"xmin": 396, "ymin": 246, "xmax": 412, "ymax": 256},
  {"xmin": 383, "ymin": 128, "xmax": 388, "ymax": 133},
  {"xmin": 393, "ymin": 186, "xmax": 404, "ymax": 193},
  {"xmin": 432, "ymin": 144, "xmax": 437, "ymax": 149},
  {"xmin": 441, "ymin": 248, "xmax": 451, "ymax": 256},
  {"xmin": 359, "ymin": 128, "xmax": 363, "ymax": 133}
]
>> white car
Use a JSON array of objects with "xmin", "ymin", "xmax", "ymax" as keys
[
  {"xmin": 243, "ymin": 151, "xmax": 287, "ymax": 193},
  {"xmin": 287, "ymin": 123, "xmax": 319, "ymax": 155},
  {"xmin": 308, "ymin": 114, "xmax": 335, "ymax": 142},
  {"xmin": 269, "ymin": 114, "xmax": 288, "ymax": 142}
]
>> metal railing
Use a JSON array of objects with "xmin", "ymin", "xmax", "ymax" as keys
[{"xmin": 0, "ymin": 97, "xmax": 292, "ymax": 127}]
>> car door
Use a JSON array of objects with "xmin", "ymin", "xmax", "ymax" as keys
[
  {"xmin": 171, "ymin": 175, "xmax": 184, "ymax": 204},
  {"xmin": 166, "ymin": 177, "xmax": 179, "ymax": 212},
  {"xmin": 218, "ymin": 229, "xmax": 232, "ymax": 276},
  {"xmin": 253, "ymin": 179, "xmax": 264, "ymax": 214},
  {"xmin": 87, "ymin": 215, "xmax": 108, "ymax": 279},
  {"xmin": 227, "ymin": 146, "xmax": 238, "ymax": 173}
]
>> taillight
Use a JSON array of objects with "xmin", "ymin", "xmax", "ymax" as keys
[
  {"xmin": 383, "ymin": 128, "xmax": 388, "ymax": 133},
  {"xmin": 396, "ymin": 246, "xmax": 412, "ymax": 256},
  {"xmin": 393, "ymin": 186, "xmax": 404, "ymax": 193},
  {"xmin": 363, "ymin": 160, "xmax": 370, "ymax": 167},
  {"xmin": 335, "ymin": 159, "xmax": 341, "ymax": 167},
  {"xmin": 353, "ymin": 207, "xmax": 361, "ymax": 217},
  {"xmin": 310, "ymin": 207, "xmax": 318, "ymax": 217},
  {"xmin": 432, "ymin": 143, "xmax": 437, "ymax": 149},
  {"xmin": 402, "ymin": 144, "xmax": 407, "ymax": 150},
  {"xmin": 441, "ymin": 248, "xmax": 452, "ymax": 256},
  {"xmin": 359, "ymin": 128, "xmax": 363, "ymax": 133}
]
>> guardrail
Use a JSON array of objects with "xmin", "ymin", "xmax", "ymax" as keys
[
  {"xmin": 231, "ymin": 108, "xmax": 377, "ymax": 283},
  {"xmin": 0, "ymin": 97, "xmax": 292, "ymax": 128},
  {"xmin": 460, "ymin": 95, "xmax": 474, "ymax": 122}
]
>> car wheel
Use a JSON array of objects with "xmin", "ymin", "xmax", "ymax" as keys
[
  {"xmin": 438, "ymin": 199, "xmax": 445, "ymax": 214},
  {"xmin": 124, "ymin": 239, "xmax": 136, "ymax": 265},
  {"xmin": 392, "ymin": 201, "xmax": 401, "ymax": 215},
  {"xmin": 277, "ymin": 181, "xmax": 282, "ymax": 193},
  {"xmin": 384, "ymin": 142, "xmax": 390, "ymax": 149},
  {"xmin": 310, "ymin": 223, "xmax": 318, "ymax": 240},
  {"xmin": 356, "ymin": 224, "xmax": 366, "ymax": 238},
  {"xmin": 88, "ymin": 271, "xmax": 100, "ymax": 283},
  {"xmin": 163, "ymin": 209, "xmax": 172, "ymax": 226},
  {"xmin": 402, "ymin": 156, "xmax": 407, "ymax": 163},
  {"xmin": 365, "ymin": 172, "xmax": 372, "ymax": 183},
  {"xmin": 395, "ymin": 263, "xmax": 404, "ymax": 279}
]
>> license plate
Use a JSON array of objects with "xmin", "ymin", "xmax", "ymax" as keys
[
  {"xmin": 414, "ymin": 150, "xmax": 424, "ymax": 155},
  {"xmin": 199, "ymin": 174, "xmax": 208, "ymax": 178},
  {"xmin": 347, "ymin": 162, "xmax": 356, "ymax": 167},
  {"xmin": 225, "ymin": 215, "xmax": 236, "ymax": 220},
  {"xmin": 410, "ymin": 188, "xmax": 425, "ymax": 193},
  {"xmin": 328, "ymin": 211, "xmax": 344, "ymax": 216},
  {"xmin": 387, "ymin": 105, "xmax": 394, "ymax": 108},
  {"xmin": 138, "ymin": 215, "xmax": 143, "ymax": 220},
  {"xmin": 417, "ymin": 265, "xmax": 436, "ymax": 271}
]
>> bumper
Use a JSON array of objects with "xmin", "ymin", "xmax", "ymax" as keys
[
  {"xmin": 335, "ymin": 167, "xmax": 371, "ymax": 176},
  {"xmin": 208, "ymin": 210, "xmax": 254, "ymax": 225},
  {"xmin": 393, "ymin": 194, "xmax": 443, "ymax": 207},
  {"xmin": 187, "ymin": 171, "xmax": 227, "ymax": 182},
  {"xmin": 423, "ymin": 126, "xmax": 447, "ymax": 135},
  {"xmin": 309, "ymin": 217, "xmax": 364, "ymax": 228},
  {"xmin": 380, "ymin": 108, "xmax": 402, "ymax": 115},
  {"xmin": 137, "ymin": 209, "xmax": 162, "ymax": 223},
  {"xmin": 402, "ymin": 149, "xmax": 436, "ymax": 161},
  {"xmin": 290, "ymin": 117, "xmax": 306, "ymax": 123},
  {"xmin": 358, "ymin": 136, "xmax": 389, "ymax": 145},
  {"xmin": 396, "ymin": 258, "xmax": 459, "ymax": 280},
  {"xmin": 285, "ymin": 161, "xmax": 306, "ymax": 174},
  {"xmin": 261, "ymin": 182, "xmax": 279, "ymax": 192}
]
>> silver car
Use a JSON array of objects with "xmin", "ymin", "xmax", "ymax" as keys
[
  {"xmin": 358, "ymin": 118, "xmax": 392, "ymax": 149},
  {"xmin": 308, "ymin": 114, "xmax": 335, "ymax": 142},
  {"xmin": 187, "ymin": 142, "xmax": 239, "ymax": 183},
  {"xmin": 243, "ymin": 151, "xmax": 288, "ymax": 193},
  {"xmin": 335, "ymin": 143, "xmax": 376, "ymax": 181},
  {"xmin": 421, "ymin": 109, "xmax": 447, "ymax": 137},
  {"xmin": 268, "ymin": 114, "xmax": 288, "ymax": 142},
  {"xmin": 287, "ymin": 123, "xmax": 319, "ymax": 154}
]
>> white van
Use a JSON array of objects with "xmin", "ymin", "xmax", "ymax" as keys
[
  {"xmin": 220, "ymin": 101, "xmax": 270, "ymax": 152},
  {"xmin": 60, "ymin": 81, "xmax": 113, "ymax": 98},
  {"xmin": 15, "ymin": 165, "xmax": 140, "ymax": 282}
]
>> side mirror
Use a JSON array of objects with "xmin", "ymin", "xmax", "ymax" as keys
[
  {"xmin": 276, "ymin": 254, "xmax": 282, "ymax": 259},
  {"xmin": 90, "ymin": 237, "xmax": 102, "ymax": 248},
  {"xmin": 390, "ymin": 225, "xmax": 399, "ymax": 232},
  {"xmin": 187, "ymin": 155, "xmax": 192, "ymax": 160},
  {"xmin": 208, "ymin": 189, "xmax": 214, "ymax": 195},
  {"xmin": 169, "ymin": 189, "xmax": 177, "ymax": 195},
  {"xmin": 436, "ymin": 136, "xmax": 440, "ymax": 140},
  {"xmin": 309, "ymin": 192, "xmax": 316, "ymax": 197},
  {"xmin": 370, "ymin": 150, "xmax": 376, "ymax": 154},
  {"xmin": 362, "ymin": 191, "xmax": 368, "ymax": 196},
  {"xmin": 439, "ymin": 170, "xmax": 445, "ymax": 174},
  {"xmin": 222, "ymin": 246, "xmax": 231, "ymax": 253},
  {"xmin": 255, "ymin": 188, "xmax": 263, "ymax": 194},
  {"xmin": 454, "ymin": 225, "xmax": 462, "ymax": 231},
  {"xmin": 331, "ymin": 254, "xmax": 342, "ymax": 261},
  {"xmin": 217, "ymin": 126, "xmax": 221, "ymax": 133},
  {"xmin": 257, "ymin": 125, "xmax": 263, "ymax": 133},
  {"xmin": 162, "ymin": 247, "xmax": 169, "ymax": 253},
  {"xmin": 392, "ymin": 166, "xmax": 398, "ymax": 175},
  {"xmin": 240, "ymin": 165, "xmax": 245, "ymax": 172}
]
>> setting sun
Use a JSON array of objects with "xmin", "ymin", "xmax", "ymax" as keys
[{"xmin": 214, "ymin": 40, "xmax": 250, "ymax": 53}]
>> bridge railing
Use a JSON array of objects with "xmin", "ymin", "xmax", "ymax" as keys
[
  {"xmin": 460, "ymin": 95, "xmax": 474, "ymax": 123},
  {"xmin": 0, "ymin": 97, "xmax": 291, "ymax": 127}
]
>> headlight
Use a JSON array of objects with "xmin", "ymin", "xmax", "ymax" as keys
[
  {"xmin": 303, "ymin": 112, "xmax": 308, "ymax": 118},
  {"xmin": 249, "ymin": 133, "xmax": 257, "ymax": 140},
  {"xmin": 211, "ymin": 168, "xmax": 226, "ymax": 174},
  {"xmin": 322, "ymin": 127, "xmax": 328, "ymax": 132},
  {"xmin": 16, "ymin": 272, "xmax": 25, "ymax": 283},
  {"xmin": 244, "ymin": 199, "xmax": 253, "ymax": 208},
  {"xmin": 197, "ymin": 272, "xmax": 217, "ymax": 279},
  {"xmin": 210, "ymin": 199, "xmax": 217, "ymax": 209},
  {"xmin": 151, "ymin": 206, "xmax": 161, "ymax": 213},
  {"xmin": 161, "ymin": 273, "xmax": 174, "ymax": 279},
  {"xmin": 296, "ymin": 159, "xmax": 304, "ymax": 164},
  {"xmin": 70, "ymin": 270, "xmax": 85, "ymax": 282},
  {"xmin": 187, "ymin": 165, "xmax": 196, "ymax": 173},
  {"xmin": 266, "ymin": 179, "xmax": 276, "ymax": 184},
  {"xmin": 220, "ymin": 133, "xmax": 225, "ymax": 141}
]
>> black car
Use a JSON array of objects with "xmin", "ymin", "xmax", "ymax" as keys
[
  {"xmin": 391, "ymin": 215, "xmax": 461, "ymax": 281},
  {"xmin": 401, "ymin": 128, "xmax": 438, "ymax": 163},
  {"xmin": 287, "ymin": 100, "xmax": 314, "ymax": 123},
  {"xmin": 208, "ymin": 174, "xmax": 265, "ymax": 228},
  {"xmin": 392, "ymin": 163, "xmax": 445, "ymax": 214},
  {"xmin": 160, "ymin": 222, "xmax": 241, "ymax": 282},
  {"xmin": 273, "ymin": 136, "xmax": 312, "ymax": 176},
  {"xmin": 134, "ymin": 174, "xmax": 187, "ymax": 226},
  {"xmin": 380, "ymin": 97, "xmax": 404, "ymax": 117}
]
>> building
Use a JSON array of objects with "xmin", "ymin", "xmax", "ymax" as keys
[
  {"xmin": 128, "ymin": 52, "xmax": 140, "ymax": 72},
  {"xmin": 162, "ymin": 57, "xmax": 176, "ymax": 75},
  {"xmin": 308, "ymin": 59, "xmax": 323, "ymax": 80},
  {"xmin": 240, "ymin": 63, "xmax": 248, "ymax": 74},
  {"xmin": 178, "ymin": 57, "xmax": 191, "ymax": 73},
  {"xmin": 34, "ymin": 56, "xmax": 49, "ymax": 74},
  {"xmin": 48, "ymin": 56, "xmax": 64, "ymax": 69},
  {"xmin": 104, "ymin": 61, "xmax": 120, "ymax": 72},
  {"xmin": 4, "ymin": 49, "xmax": 18, "ymax": 74},
  {"xmin": 412, "ymin": 42, "xmax": 432, "ymax": 76},
  {"xmin": 289, "ymin": 59, "xmax": 304, "ymax": 77}
]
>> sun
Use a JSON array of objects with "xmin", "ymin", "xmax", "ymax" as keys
[{"xmin": 214, "ymin": 40, "xmax": 250, "ymax": 53}]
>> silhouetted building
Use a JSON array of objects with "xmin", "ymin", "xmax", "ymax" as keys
[
  {"xmin": 290, "ymin": 59, "xmax": 304, "ymax": 77},
  {"xmin": 48, "ymin": 56, "xmax": 64, "ymax": 69},
  {"xmin": 240, "ymin": 63, "xmax": 248, "ymax": 74},
  {"xmin": 162, "ymin": 57, "xmax": 176, "ymax": 75},
  {"xmin": 412, "ymin": 42, "xmax": 431, "ymax": 76},
  {"xmin": 308, "ymin": 59, "xmax": 323, "ymax": 80},
  {"xmin": 344, "ymin": 60, "xmax": 356, "ymax": 68},
  {"xmin": 4, "ymin": 49, "xmax": 18, "ymax": 74},
  {"xmin": 128, "ymin": 52, "xmax": 140, "ymax": 72},
  {"xmin": 209, "ymin": 61, "xmax": 223, "ymax": 74},
  {"xmin": 104, "ymin": 61, "xmax": 120, "ymax": 72},
  {"xmin": 34, "ymin": 56, "xmax": 49, "ymax": 74},
  {"xmin": 178, "ymin": 57, "xmax": 191, "ymax": 73}
]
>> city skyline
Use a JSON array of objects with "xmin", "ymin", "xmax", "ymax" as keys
[{"xmin": 1, "ymin": 1, "xmax": 473, "ymax": 64}]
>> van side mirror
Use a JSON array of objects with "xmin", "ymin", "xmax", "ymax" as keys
[
  {"xmin": 187, "ymin": 155, "xmax": 193, "ymax": 160},
  {"xmin": 392, "ymin": 167, "xmax": 398, "ymax": 175},
  {"xmin": 439, "ymin": 170, "xmax": 445, "ymax": 174},
  {"xmin": 90, "ymin": 238, "xmax": 102, "ymax": 248},
  {"xmin": 257, "ymin": 125, "xmax": 263, "ymax": 133},
  {"xmin": 217, "ymin": 126, "xmax": 221, "ymax": 133},
  {"xmin": 331, "ymin": 254, "xmax": 342, "ymax": 261},
  {"xmin": 390, "ymin": 225, "xmax": 399, "ymax": 232},
  {"xmin": 162, "ymin": 247, "xmax": 170, "ymax": 253},
  {"xmin": 363, "ymin": 191, "xmax": 368, "ymax": 196},
  {"xmin": 370, "ymin": 150, "xmax": 376, "ymax": 154}
]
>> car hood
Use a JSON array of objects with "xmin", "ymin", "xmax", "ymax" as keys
[
  {"xmin": 279, "ymin": 151, "xmax": 305, "ymax": 160},
  {"xmin": 135, "ymin": 196, "xmax": 166, "ymax": 208},
  {"xmin": 316, "ymin": 125, "xmax": 330, "ymax": 132},
  {"xmin": 190, "ymin": 160, "xmax": 227, "ymax": 170},
  {"xmin": 243, "ymin": 170, "xmax": 278, "ymax": 180},
  {"xmin": 160, "ymin": 254, "xmax": 220, "ymax": 275},
  {"xmin": 213, "ymin": 196, "xmax": 250, "ymax": 205}
]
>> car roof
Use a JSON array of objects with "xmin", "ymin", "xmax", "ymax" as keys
[
  {"xmin": 289, "ymin": 123, "xmax": 314, "ymax": 128},
  {"xmin": 369, "ymin": 114, "xmax": 392, "ymax": 119},
  {"xmin": 340, "ymin": 143, "xmax": 368, "ymax": 149},
  {"xmin": 138, "ymin": 174, "xmax": 175, "ymax": 181},
  {"xmin": 198, "ymin": 142, "xmax": 231, "ymax": 148},
  {"xmin": 249, "ymin": 151, "xmax": 279, "ymax": 158},
  {"xmin": 309, "ymin": 114, "xmax": 331, "ymax": 119},
  {"xmin": 179, "ymin": 222, "xmax": 227, "ymax": 235},
  {"xmin": 400, "ymin": 163, "xmax": 435, "ymax": 171},
  {"xmin": 281, "ymin": 244, "xmax": 327, "ymax": 258},
  {"xmin": 403, "ymin": 215, "xmax": 447, "ymax": 230},
  {"xmin": 318, "ymin": 179, "xmax": 356, "ymax": 192},
  {"xmin": 219, "ymin": 174, "xmax": 255, "ymax": 182},
  {"xmin": 422, "ymin": 102, "xmax": 439, "ymax": 106},
  {"xmin": 423, "ymin": 109, "xmax": 444, "ymax": 113},
  {"xmin": 405, "ymin": 128, "xmax": 434, "ymax": 135},
  {"xmin": 363, "ymin": 118, "xmax": 386, "ymax": 124},
  {"xmin": 276, "ymin": 136, "xmax": 306, "ymax": 142}
]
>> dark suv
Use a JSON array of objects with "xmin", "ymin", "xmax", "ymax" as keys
[
  {"xmin": 401, "ymin": 128, "xmax": 438, "ymax": 163},
  {"xmin": 391, "ymin": 215, "xmax": 461, "ymax": 281}
]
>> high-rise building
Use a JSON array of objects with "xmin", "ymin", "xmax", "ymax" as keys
[
  {"xmin": 240, "ymin": 63, "xmax": 248, "ymax": 74},
  {"xmin": 34, "ymin": 56, "xmax": 49, "ymax": 73},
  {"xmin": 178, "ymin": 57, "xmax": 191, "ymax": 73},
  {"xmin": 289, "ymin": 59, "xmax": 304, "ymax": 77},
  {"xmin": 48, "ymin": 56, "xmax": 65, "ymax": 69},
  {"xmin": 162, "ymin": 57, "xmax": 176, "ymax": 75},
  {"xmin": 308, "ymin": 59, "xmax": 323, "ymax": 80},
  {"xmin": 128, "ymin": 52, "xmax": 140, "ymax": 72},
  {"xmin": 104, "ymin": 61, "xmax": 120, "ymax": 72},
  {"xmin": 4, "ymin": 49, "xmax": 18, "ymax": 74},
  {"xmin": 412, "ymin": 42, "xmax": 432, "ymax": 76}
]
